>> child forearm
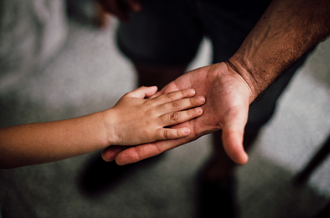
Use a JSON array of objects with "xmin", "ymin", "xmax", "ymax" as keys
[{"xmin": 0, "ymin": 112, "xmax": 108, "ymax": 169}]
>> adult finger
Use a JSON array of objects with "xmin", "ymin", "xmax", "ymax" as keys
[
  {"xmin": 222, "ymin": 128, "xmax": 248, "ymax": 165},
  {"xmin": 101, "ymin": 146, "xmax": 127, "ymax": 162},
  {"xmin": 114, "ymin": 137, "xmax": 190, "ymax": 165}
]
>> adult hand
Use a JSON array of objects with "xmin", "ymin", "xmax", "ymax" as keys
[
  {"xmin": 102, "ymin": 62, "xmax": 254, "ymax": 165},
  {"xmin": 97, "ymin": 0, "xmax": 141, "ymax": 21}
]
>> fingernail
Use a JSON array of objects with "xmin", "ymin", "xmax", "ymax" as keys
[
  {"xmin": 189, "ymin": 89, "xmax": 196, "ymax": 95},
  {"xmin": 195, "ymin": 107, "xmax": 202, "ymax": 113},
  {"xmin": 197, "ymin": 96, "xmax": 205, "ymax": 103},
  {"xmin": 184, "ymin": 128, "xmax": 191, "ymax": 134}
]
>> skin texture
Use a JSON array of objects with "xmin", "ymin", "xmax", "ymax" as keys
[
  {"xmin": 229, "ymin": 0, "xmax": 330, "ymax": 98},
  {"xmin": 0, "ymin": 87, "xmax": 204, "ymax": 169},
  {"xmin": 101, "ymin": 0, "xmax": 330, "ymax": 165}
]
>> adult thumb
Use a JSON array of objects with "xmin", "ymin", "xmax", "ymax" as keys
[
  {"xmin": 221, "ymin": 106, "xmax": 249, "ymax": 165},
  {"xmin": 222, "ymin": 128, "xmax": 249, "ymax": 165}
]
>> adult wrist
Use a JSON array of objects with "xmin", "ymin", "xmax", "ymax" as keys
[{"xmin": 226, "ymin": 56, "xmax": 261, "ymax": 103}]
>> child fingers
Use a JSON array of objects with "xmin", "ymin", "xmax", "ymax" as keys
[
  {"xmin": 125, "ymin": 86, "xmax": 158, "ymax": 98},
  {"xmin": 154, "ymin": 89, "xmax": 196, "ymax": 104},
  {"xmin": 160, "ymin": 107, "xmax": 203, "ymax": 126},
  {"xmin": 155, "ymin": 127, "xmax": 191, "ymax": 140},
  {"xmin": 160, "ymin": 95, "xmax": 205, "ymax": 114}
]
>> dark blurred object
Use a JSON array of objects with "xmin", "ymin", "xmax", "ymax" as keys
[
  {"xmin": 94, "ymin": 0, "xmax": 111, "ymax": 28},
  {"xmin": 293, "ymin": 135, "xmax": 330, "ymax": 218},
  {"xmin": 193, "ymin": 131, "xmax": 259, "ymax": 218},
  {"xmin": 294, "ymin": 135, "xmax": 330, "ymax": 185},
  {"xmin": 66, "ymin": 0, "xmax": 110, "ymax": 28},
  {"xmin": 313, "ymin": 202, "xmax": 330, "ymax": 218},
  {"xmin": 196, "ymin": 176, "xmax": 237, "ymax": 218},
  {"xmin": 77, "ymin": 152, "xmax": 163, "ymax": 198}
]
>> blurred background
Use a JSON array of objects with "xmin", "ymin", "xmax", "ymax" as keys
[{"xmin": 0, "ymin": 0, "xmax": 330, "ymax": 217}]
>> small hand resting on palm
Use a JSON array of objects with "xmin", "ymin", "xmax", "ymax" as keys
[
  {"xmin": 0, "ymin": 86, "xmax": 204, "ymax": 169},
  {"xmin": 103, "ymin": 86, "xmax": 205, "ymax": 145}
]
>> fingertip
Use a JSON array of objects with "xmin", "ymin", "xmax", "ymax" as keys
[
  {"xmin": 181, "ymin": 128, "xmax": 191, "ymax": 136},
  {"xmin": 195, "ymin": 107, "xmax": 203, "ymax": 115},
  {"xmin": 145, "ymin": 86, "xmax": 158, "ymax": 97},
  {"xmin": 101, "ymin": 149, "xmax": 115, "ymax": 162},
  {"xmin": 139, "ymin": 86, "xmax": 157, "ymax": 91},
  {"xmin": 197, "ymin": 96, "xmax": 205, "ymax": 104},
  {"xmin": 115, "ymin": 155, "xmax": 139, "ymax": 166},
  {"xmin": 101, "ymin": 146, "xmax": 126, "ymax": 162},
  {"xmin": 115, "ymin": 147, "xmax": 141, "ymax": 165},
  {"xmin": 189, "ymin": 88, "xmax": 196, "ymax": 95},
  {"xmin": 222, "ymin": 129, "xmax": 249, "ymax": 165},
  {"xmin": 115, "ymin": 159, "xmax": 125, "ymax": 166},
  {"xmin": 182, "ymin": 89, "xmax": 196, "ymax": 98},
  {"xmin": 226, "ymin": 145, "xmax": 249, "ymax": 165},
  {"xmin": 149, "ymin": 86, "xmax": 158, "ymax": 90},
  {"xmin": 115, "ymin": 155, "xmax": 129, "ymax": 166},
  {"xmin": 236, "ymin": 152, "xmax": 249, "ymax": 165}
]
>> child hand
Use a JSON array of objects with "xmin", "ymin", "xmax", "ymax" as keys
[{"xmin": 102, "ymin": 86, "xmax": 205, "ymax": 146}]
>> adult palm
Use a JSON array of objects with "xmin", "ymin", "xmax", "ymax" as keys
[{"xmin": 102, "ymin": 62, "xmax": 253, "ymax": 165}]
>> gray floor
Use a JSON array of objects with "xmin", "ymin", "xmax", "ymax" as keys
[{"xmin": 1, "ymin": 14, "xmax": 330, "ymax": 218}]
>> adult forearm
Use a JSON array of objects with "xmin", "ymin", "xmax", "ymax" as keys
[
  {"xmin": 0, "ymin": 112, "xmax": 108, "ymax": 169},
  {"xmin": 228, "ymin": 0, "xmax": 330, "ymax": 101}
]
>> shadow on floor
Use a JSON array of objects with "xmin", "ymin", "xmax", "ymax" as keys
[{"xmin": 77, "ymin": 152, "xmax": 165, "ymax": 198}]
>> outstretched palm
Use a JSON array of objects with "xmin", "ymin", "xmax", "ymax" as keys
[{"xmin": 102, "ymin": 62, "xmax": 252, "ymax": 165}]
